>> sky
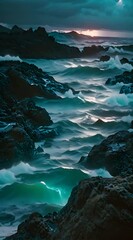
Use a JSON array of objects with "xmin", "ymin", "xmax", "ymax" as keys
[{"xmin": 0, "ymin": 0, "xmax": 133, "ymax": 37}]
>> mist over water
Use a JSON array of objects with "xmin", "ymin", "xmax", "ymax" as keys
[{"xmin": 0, "ymin": 36, "xmax": 133, "ymax": 239}]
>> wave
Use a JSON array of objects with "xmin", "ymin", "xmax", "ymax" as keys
[
  {"xmin": 107, "ymin": 47, "xmax": 127, "ymax": 54},
  {"xmin": 61, "ymin": 65, "xmax": 113, "ymax": 78},
  {"xmin": 121, "ymin": 114, "xmax": 133, "ymax": 123},
  {"xmin": 106, "ymin": 93, "xmax": 133, "ymax": 106},
  {"xmin": 100, "ymin": 55, "xmax": 133, "ymax": 71},
  {"xmin": 0, "ymin": 162, "xmax": 36, "ymax": 188},
  {"xmin": 0, "ymin": 55, "xmax": 22, "ymax": 62},
  {"xmin": 0, "ymin": 167, "xmax": 89, "ymax": 206},
  {"xmin": 0, "ymin": 169, "xmax": 17, "ymax": 187}
]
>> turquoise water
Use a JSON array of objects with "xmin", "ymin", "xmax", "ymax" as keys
[{"xmin": 0, "ymin": 38, "xmax": 133, "ymax": 239}]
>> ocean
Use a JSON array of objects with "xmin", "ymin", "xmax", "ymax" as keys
[{"xmin": 0, "ymin": 35, "xmax": 133, "ymax": 239}]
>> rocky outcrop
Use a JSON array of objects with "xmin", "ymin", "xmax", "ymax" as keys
[
  {"xmin": 0, "ymin": 125, "xmax": 34, "ymax": 169},
  {"xmin": 79, "ymin": 130, "xmax": 133, "ymax": 176},
  {"xmin": 5, "ymin": 174, "xmax": 133, "ymax": 240},
  {"xmin": 106, "ymin": 70, "xmax": 133, "ymax": 86},
  {"xmin": 100, "ymin": 55, "xmax": 110, "ymax": 61},
  {"xmin": 0, "ymin": 26, "xmax": 81, "ymax": 59},
  {"xmin": 82, "ymin": 45, "xmax": 107, "ymax": 57},
  {"xmin": 0, "ymin": 60, "xmax": 75, "ymax": 168},
  {"xmin": 120, "ymin": 84, "xmax": 133, "ymax": 94},
  {"xmin": 0, "ymin": 61, "xmax": 76, "ymax": 100},
  {"xmin": 106, "ymin": 70, "xmax": 133, "ymax": 94}
]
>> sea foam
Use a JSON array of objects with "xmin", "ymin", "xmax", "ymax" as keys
[
  {"xmin": 101, "ymin": 55, "xmax": 133, "ymax": 71},
  {"xmin": 0, "ymin": 55, "xmax": 22, "ymax": 62},
  {"xmin": 107, "ymin": 46, "xmax": 126, "ymax": 54},
  {"xmin": 106, "ymin": 94, "xmax": 133, "ymax": 106}
]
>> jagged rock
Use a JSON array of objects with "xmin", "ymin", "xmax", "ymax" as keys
[
  {"xmin": 5, "ymin": 175, "xmax": 133, "ymax": 240},
  {"xmin": 0, "ymin": 25, "xmax": 81, "ymax": 59},
  {"xmin": 0, "ymin": 61, "xmax": 69, "ymax": 167},
  {"xmin": 79, "ymin": 130, "xmax": 133, "ymax": 176},
  {"xmin": 120, "ymin": 57, "xmax": 133, "ymax": 66},
  {"xmin": 0, "ymin": 126, "xmax": 34, "ymax": 169},
  {"xmin": 106, "ymin": 70, "xmax": 133, "ymax": 85},
  {"xmin": 120, "ymin": 84, "xmax": 133, "ymax": 94},
  {"xmin": 0, "ymin": 61, "xmax": 76, "ymax": 99}
]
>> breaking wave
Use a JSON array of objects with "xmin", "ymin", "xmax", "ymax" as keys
[{"xmin": 0, "ymin": 55, "xmax": 22, "ymax": 62}]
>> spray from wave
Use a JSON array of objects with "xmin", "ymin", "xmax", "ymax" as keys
[{"xmin": 0, "ymin": 55, "xmax": 22, "ymax": 62}]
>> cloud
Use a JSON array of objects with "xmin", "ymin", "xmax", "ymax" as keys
[{"xmin": 0, "ymin": 0, "xmax": 133, "ymax": 32}]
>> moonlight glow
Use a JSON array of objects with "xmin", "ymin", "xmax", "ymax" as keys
[{"xmin": 117, "ymin": 0, "xmax": 123, "ymax": 6}]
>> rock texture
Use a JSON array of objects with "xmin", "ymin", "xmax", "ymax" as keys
[
  {"xmin": 79, "ymin": 130, "xmax": 133, "ymax": 176},
  {"xmin": 0, "ymin": 61, "xmax": 76, "ymax": 100},
  {"xmin": 5, "ymin": 175, "xmax": 133, "ymax": 240},
  {"xmin": 106, "ymin": 70, "xmax": 133, "ymax": 94},
  {"xmin": 82, "ymin": 45, "xmax": 107, "ymax": 57},
  {"xmin": 0, "ymin": 26, "xmax": 81, "ymax": 59},
  {"xmin": 0, "ymin": 60, "xmax": 75, "ymax": 168}
]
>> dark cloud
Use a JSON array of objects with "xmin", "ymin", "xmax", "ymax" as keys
[{"xmin": 0, "ymin": 0, "xmax": 133, "ymax": 32}]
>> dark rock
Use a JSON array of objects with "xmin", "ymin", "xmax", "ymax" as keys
[
  {"xmin": 131, "ymin": 120, "xmax": 133, "ymax": 129},
  {"xmin": 0, "ymin": 61, "xmax": 70, "ymax": 168},
  {"xmin": 0, "ymin": 61, "xmax": 76, "ymax": 100},
  {"xmin": 120, "ymin": 84, "xmax": 133, "ymax": 94},
  {"xmin": 106, "ymin": 70, "xmax": 133, "ymax": 85},
  {"xmin": 0, "ymin": 25, "xmax": 81, "ymax": 59},
  {"xmin": 82, "ymin": 45, "xmax": 107, "ymax": 57},
  {"xmin": 79, "ymin": 130, "xmax": 133, "ymax": 176},
  {"xmin": 0, "ymin": 126, "xmax": 34, "ymax": 169},
  {"xmin": 120, "ymin": 57, "xmax": 133, "ymax": 66},
  {"xmin": 5, "ymin": 212, "xmax": 58, "ymax": 240},
  {"xmin": 5, "ymin": 175, "xmax": 133, "ymax": 240},
  {"xmin": 100, "ymin": 55, "xmax": 110, "ymax": 62}
]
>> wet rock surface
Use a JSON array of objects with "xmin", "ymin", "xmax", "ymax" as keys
[
  {"xmin": 5, "ymin": 175, "xmax": 133, "ymax": 240},
  {"xmin": 106, "ymin": 69, "xmax": 133, "ymax": 94},
  {"xmin": 0, "ymin": 60, "xmax": 74, "ymax": 168},
  {"xmin": 79, "ymin": 130, "xmax": 133, "ymax": 176},
  {"xmin": 0, "ymin": 26, "xmax": 81, "ymax": 59}
]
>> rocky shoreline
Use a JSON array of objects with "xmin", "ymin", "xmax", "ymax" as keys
[
  {"xmin": 0, "ymin": 30, "xmax": 133, "ymax": 239},
  {"xmin": 0, "ymin": 25, "xmax": 108, "ymax": 59},
  {"xmin": 0, "ymin": 60, "xmax": 76, "ymax": 169},
  {"xmin": 5, "ymin": 174, "xmax": 133, "ymax": 240}
]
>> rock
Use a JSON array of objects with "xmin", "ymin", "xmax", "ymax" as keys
[
  {"xmin": 120, "ymin": 57, "xmax": 133, "ymax": 66},
  {"xmin": 0, "ymin": 25, "xmax": 81, "ymax": 59},
  {"xmin": 0, "ymin": 126, "xmax": 34, "ymax": 169},
  {"xmin": 0, "ymin": 61, "xmax": 76, "ymax": 100},
  {"xmin": 5, "ymin": 175, "xmax": 133, "ymax": 240},
  {"xmin": 131, "ymin": 120, "xmax": 133, "ymax": 129},
  {"xmin": 79, "ymin": 130, "xmax": 133, "ymax": 176},
  {"xmin": 100, "ymin": 55, "xmax": 110, "ymax": 62},
  {"xmin": 106, "ymin": 70, "xmax": 133, "ymax": 85},
  {"xmin": 82, "ymin": 45, "xmax": 107, "ymax": 57},
  {"xmin": 0, "ymin": 61, "xmax": 69, "ymax": 168},
  {"xmin": 120, "ymin": 84, "xmax": 133, "ymax": 94},
  {"xmin": 5, "ymin": 212, "xmax": 58, "ymax": 240}
]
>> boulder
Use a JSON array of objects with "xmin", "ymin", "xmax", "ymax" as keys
[
  {"xmin": 5, "ymin": 175, "xmax": 133, "ymax": 240},
  {"xmin": 0, "ymin": 61, "xmax": 76, "ymax": 100},
  {"xmin": 0, "ymin": 126, "xmax": 34, "ymax": 169},
  {"xmin": 100, "ymin": 55, "xmax": 110, "ymax": 62},
  {"xmin": 120, "ymin": 84, "xmax": 133, "ymax": 94},
  {"xmin": 106, "ymin": 70, "xmax": 133, "ymax": 85},
  {"xmin": 0, "ymin": 25, "xmax": 81, "ymax": 59},
  {"xmin": 79, "ymin": 130, "xmax": 133, "ymax": 176},
  {"xmin": 82, "ymin": 45, "xmax": 107, "ymax": 57}
]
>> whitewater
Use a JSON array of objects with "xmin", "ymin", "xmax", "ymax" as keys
[{"xmin": 0, "ymin": 36, "xmax": 133, "ymax": 239}]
